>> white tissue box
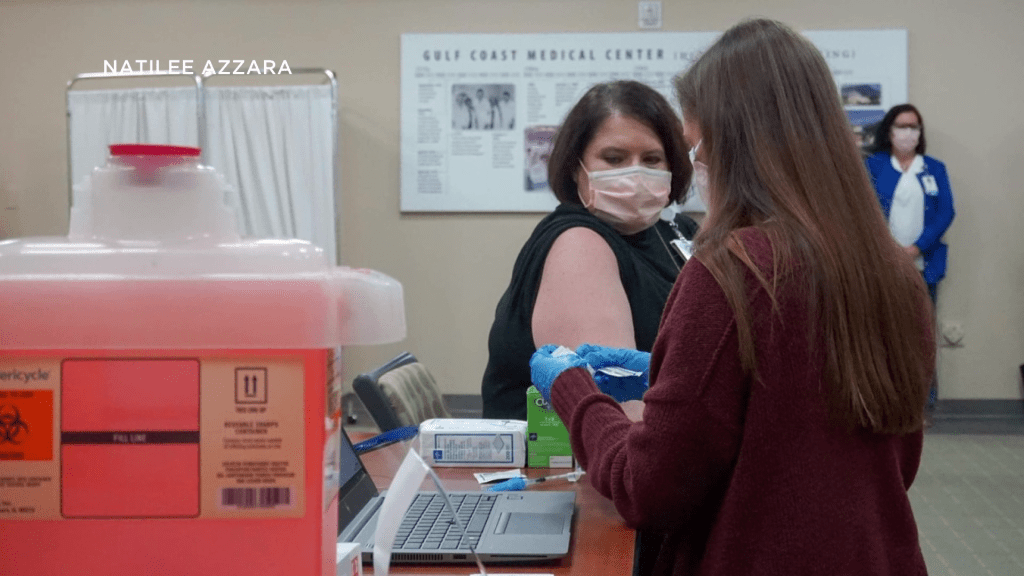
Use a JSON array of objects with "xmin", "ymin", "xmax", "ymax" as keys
[
  {"xmin": 419, "ymin": 418, "xmax": 527, "ymax": 467},
  {"xmin": 336, "ymin": 542, "xmax": 362, "ymax": 576}
]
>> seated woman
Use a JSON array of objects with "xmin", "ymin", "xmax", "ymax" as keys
[{"xmin": 481, "ymin": 80, "xmax": 696, "ymax": 420}]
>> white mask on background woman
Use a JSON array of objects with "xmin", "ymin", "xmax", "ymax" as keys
[
  {"xmin": 891, "ymin": 127, "xmax": 921, "ymax": 155},
  {"xmin": 688, "ymin": 140, "xmax": 710, "ymax": 208},
  {"xmin": 579, "ymin": 164, "xmax": 671, "ymax": 235}
]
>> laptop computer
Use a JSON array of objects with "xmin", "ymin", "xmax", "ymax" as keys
[{"xmin": 336, "ymin": 429, "xmax": 576, "ymax": 565}]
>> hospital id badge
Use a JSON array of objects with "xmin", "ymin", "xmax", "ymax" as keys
[
  {"xmin": 670, "ymin": 238, "xmax": 693, "ymax": 261},
  {"xmin": 922, "ymin": 175, "xmax": 939, "ymax": 194}
]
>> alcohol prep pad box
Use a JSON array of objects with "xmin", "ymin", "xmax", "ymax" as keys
[
  {"xmin": 419, "ymin": 418, "xmax": 527, "ymax": 467},
  {"xmin": 527, "ymin": 385, "xmax": 575, "ymax": 468}
]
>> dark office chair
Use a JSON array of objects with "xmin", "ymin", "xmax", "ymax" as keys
[{"xmin": 352, "ymin": 352, "xmax": 451, "ymax": 433}]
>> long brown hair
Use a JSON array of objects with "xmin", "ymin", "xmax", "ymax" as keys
[{"xmin": 674, "ymin": 19, "xmax": 933, "ymax": 433}]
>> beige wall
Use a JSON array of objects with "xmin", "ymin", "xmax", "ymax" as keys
[{"xmin": 1, "ymin": 0, "xmax": 1022, "ymax": 401}]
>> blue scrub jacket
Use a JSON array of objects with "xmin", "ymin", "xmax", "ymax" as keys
[{"xmin": 866, "ymin": 151, "xmax": 956, "ymax": 285}]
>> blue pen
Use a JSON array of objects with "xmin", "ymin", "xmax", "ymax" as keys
[{"xmin": 486, "ymin": 469, "xmax": 585, "ymax": 492}]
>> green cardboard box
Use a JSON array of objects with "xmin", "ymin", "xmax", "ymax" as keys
[{"xmin": 526, "ymin": 385, "xmax": 574, "ymax": 468}]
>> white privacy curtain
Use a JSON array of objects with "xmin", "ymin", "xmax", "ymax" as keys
[
  {"xmin": 67, "ymin": 84, "xmax": 338, "ymax": 264},
  {"xmin": 204, "ymin": 85, "xmax": 336, "ymax": 264}
]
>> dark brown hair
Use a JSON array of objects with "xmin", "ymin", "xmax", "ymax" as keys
[
  {"xmin": 547, "ymin": 80, "xmax": 691, "ymax": 205},
  {"xmin": 674, "ymin": 19, "xmax": 932, "ymax": 433},
  {"xmin": 870, "ymin": 103, "xmax": 927, "ymax": 155}
]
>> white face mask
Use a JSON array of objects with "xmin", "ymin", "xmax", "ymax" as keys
[
  {"xmin": 688, "ymin": 140, "xmax": 710, "ymax": 209},
  {"xmin": 579, "ymin": 164, "xmax": 671, "ymax": 235},
  {"xmin": 891, "ymin": 127, "xmax": 920, "ymax": 154}
]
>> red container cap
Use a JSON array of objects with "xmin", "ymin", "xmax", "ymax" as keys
[
  {"xmin": 109, "ymin": 144, "xmax": 201, "ymax": 175},
  {"xmin": 110, "ymin": 144, "xmax": 201, "ymax": 157}
]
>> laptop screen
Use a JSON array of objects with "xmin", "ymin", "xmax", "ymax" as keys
[
  {"xmin": 337, "ymin": 430, "xmax": 381, "ymax": 536},
  {"xmin": 338, "ymin": 429, "xmax": 363, "ymax": 489}
]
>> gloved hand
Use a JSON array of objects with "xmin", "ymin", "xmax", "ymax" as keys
[
  {"xmin": 576, "ymin": 343, "xmax": 651, "ymax": 402},
  {"xmin": 530, "ymin": 345, "xmax": 588, "ymax": 404}
]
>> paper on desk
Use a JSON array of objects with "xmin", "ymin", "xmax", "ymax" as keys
[
  {"xmin": 596, "ymin": 366, "xmax": 643, "ymax": 378},
  {"xmin": 473, "ymin": 468, "xmax": 525, "ymax": 484},
  {"xmin": 373, "ymin": 448, "xmax": 430, "ymax": 576}
]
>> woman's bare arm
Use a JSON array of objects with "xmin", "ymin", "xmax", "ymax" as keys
[{"xmin": 532, "ymin": 226, "xmax": 636, "ymax": 351}]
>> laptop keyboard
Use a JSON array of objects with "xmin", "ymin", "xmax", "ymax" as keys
[{"xmin": 395, "ymin": 493, "xmax": 497, "ymax": 550}]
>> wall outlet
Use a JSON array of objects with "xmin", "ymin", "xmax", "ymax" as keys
[
  {"xmin": 940, "ymin": 321, "xmax": 965, "ymax": 347},
  {"xmin": 0, "ymin": 204, "xmax": 18, "ymax": 239}
]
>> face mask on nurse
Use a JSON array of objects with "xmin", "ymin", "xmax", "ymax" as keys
[
  {"xmin": 891, "ymin": 126, "xmax": 920, "ymax": 155},
  {"xmin": 688, "ymin": 139, "xmax": 710, "ymax": 208},
  {"xmin": 579, "ymin": 164, "xmax": 672, "ymax": 235}
]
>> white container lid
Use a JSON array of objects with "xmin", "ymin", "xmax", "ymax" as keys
[{"xmin": 0, "ymin": 145, "xmax": 405, "ymax": 350}]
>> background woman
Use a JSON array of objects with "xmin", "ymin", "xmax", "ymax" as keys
[
  {"xmin": 481, "ymin": 80, "xmax": 696, "ymax": 420},
  {"xmin": 866, "ymin": 103, "xmax": 955, "ymax": 305},
  {"xmin": 530, "ymin": 19, "xmax": 933, "ymax": 575},
  {"xmin": 866, "ymin": 103, "xmax": 954, "ymax": 408}
]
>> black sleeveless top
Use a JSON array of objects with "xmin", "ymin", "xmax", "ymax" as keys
[{"xmin": 481, "ymin": 204, "xmax": 697, "ymax": 420}]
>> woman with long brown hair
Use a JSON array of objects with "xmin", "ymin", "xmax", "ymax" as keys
[{"xmin": 529, "ymin": 18, "xmax": 933, "ymax": 575}]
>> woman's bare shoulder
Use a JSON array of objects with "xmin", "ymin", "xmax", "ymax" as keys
[{"xmin": 545, "ymin": 226, "xmax": 618, "ymax": 271}]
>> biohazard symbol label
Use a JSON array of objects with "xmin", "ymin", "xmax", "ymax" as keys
[
  {"xmin": 0, "ymin": 390, "xmax": 53, "ymax": 461},
  {"xmin": 1, "ymin": 405, "xmax": 30, "ymax": 443}
]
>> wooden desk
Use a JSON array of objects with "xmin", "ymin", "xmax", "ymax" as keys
[{"xmin": 353, "ymin": 434, "xmax": 635, "ymax": 575}]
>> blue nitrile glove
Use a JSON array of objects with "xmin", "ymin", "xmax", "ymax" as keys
[
  {"xmin": 576, "ymin": 343, "xmax": 651, "ymax": 402},
  {"xmin": 530, "ymin": 344, "xmax": 588, "ymax": 404}
]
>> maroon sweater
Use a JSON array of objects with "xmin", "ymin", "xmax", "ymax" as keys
[{"xmin": 550, "ymin": 229, "xmax": 928, "ymax": 576}]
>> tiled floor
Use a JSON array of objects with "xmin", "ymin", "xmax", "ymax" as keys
[{"xmin": 912, "ymin": 428, "xmax": 1024, "ymax": 575}]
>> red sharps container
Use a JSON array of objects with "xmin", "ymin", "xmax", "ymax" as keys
[{"xmin": 0, "ymin": 144, "xmax": 405, "ymax": 576}]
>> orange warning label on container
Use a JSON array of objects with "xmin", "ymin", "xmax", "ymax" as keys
[{"xmin": 0, "ymin": 389, "xmax": 54, "ymax": 461}]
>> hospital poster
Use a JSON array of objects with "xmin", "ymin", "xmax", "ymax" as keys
[{"xmin": 400, "ymin": 29, "xmax": 907, "ymax": 213}]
